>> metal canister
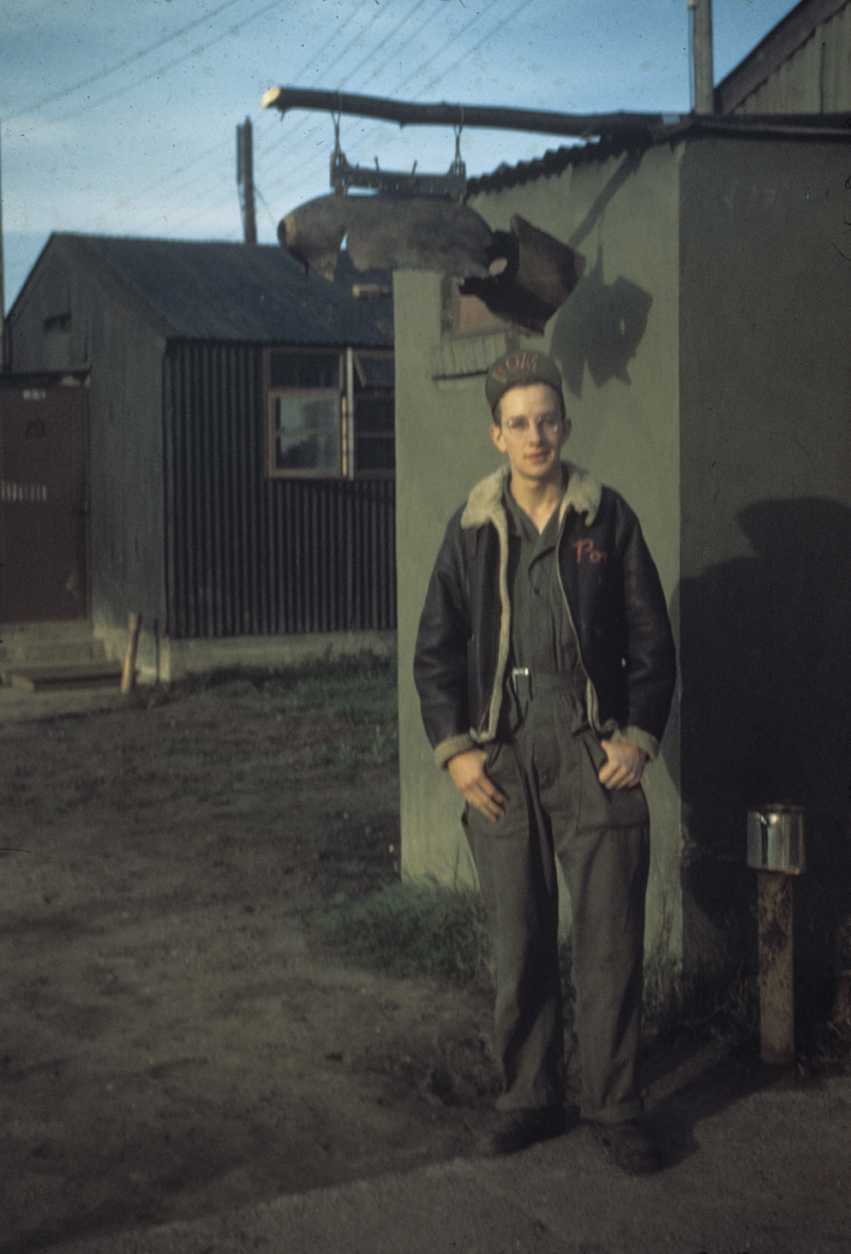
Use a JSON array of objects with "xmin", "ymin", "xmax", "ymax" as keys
[{"xmin": 747, "ymin": 805, "xmax": 806, "ymax": 874}]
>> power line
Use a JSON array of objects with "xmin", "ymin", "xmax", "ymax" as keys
[
  {"xmin": 413, "ymin": 0, "xmax": 528, "ymax": 100},
  {"xmin": 261, "ymin": 0, "xmax": 505, "ymax": 171},
  {"xmin": 256, "ymin": 0, "xmax": 432, "ymax": 173},
  {"xmin": 259, "ymin": 0, "xmax": 518, "ymax": 202},
  {"xmin": 1, "ymin": 0, "xmax": 251, "ymax": 122},
  {"xmin": 46, "ymin": 0, "xmax": 284, "ymax": 126},
  {"xmin": 73, "ymin": 0, "xmax": 375, "ymax": 230},
  {"xmin": 10, "ymin": 0, "xmax": 571, "ymax": 253},
  {"xmin": 147, "ymin": 0, "xmax": 548, "ymax": 240}
]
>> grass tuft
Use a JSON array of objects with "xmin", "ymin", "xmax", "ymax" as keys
[
  {"xmin": 308, "ymin": 878, "xmax": 851, "ymax": 1076},
  {"xmin": 264, "ymin": 656, "xmax": 397, "ymax": 722},
  {"xmin": 642, "ymin": 954, "xmax": 759, "ymax": 1050},
  {"xmin": 310, "ymin": 879, "xmax": 493, "ymax": 985}
]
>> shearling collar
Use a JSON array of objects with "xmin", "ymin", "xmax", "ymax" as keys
[{"xmin": 460, "ymin": 461, "xmax": 602, "ymax": 530}]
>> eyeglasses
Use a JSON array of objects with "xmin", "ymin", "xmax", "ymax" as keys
[{"xmin": 503, "ymin": 414, "xmax": 562, "ymax": 436}]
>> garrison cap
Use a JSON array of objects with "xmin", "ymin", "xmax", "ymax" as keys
[{"xmin": 485, "ymin": 350, "xmax": 564, "ymax": 414}]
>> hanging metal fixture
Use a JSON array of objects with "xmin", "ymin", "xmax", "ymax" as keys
[{"xmin": 327, "ymin": 112, "xmax": 466, "ymax": 199}]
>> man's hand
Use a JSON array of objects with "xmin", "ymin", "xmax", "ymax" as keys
[
  {"xmin": 447, "ymin": 747, "xmax": 508, "ymax": 823},
  {"xmin": 598, "ymin": 740, "xmax": 647, "ymax": 790}
]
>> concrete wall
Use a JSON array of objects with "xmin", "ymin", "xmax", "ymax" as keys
[
  {"xmin": 93, "ymin": 623, "xmax": 396, "ymax": 683},
  {"xmin": 678, "ymin": 135, "xmax": 851, "ymax": 981},
  {"xmin": 394, "ymin": 272, "xmax": 502, "ymax": 891},
  {"xmin": 396, "ymin": 143, "xmax": 683, "ymax": 956}
]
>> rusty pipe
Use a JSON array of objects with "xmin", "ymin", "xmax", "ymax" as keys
[{"xmin": 747, "ymin": 805, "xmax": 806, "ymax": 1067}]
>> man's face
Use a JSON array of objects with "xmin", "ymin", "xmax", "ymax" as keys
[{"xmin": 490, "ymin": 383, "xmax": 570, "ymax": 487}]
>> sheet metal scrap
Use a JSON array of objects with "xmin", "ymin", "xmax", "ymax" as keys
[
  {"xmin": 278, "ymin": 196, "xmax": 585, "ymax": 333},
  {"xmin": 462, "ymin": 215, "xmax": 586, "ymax": 335}
]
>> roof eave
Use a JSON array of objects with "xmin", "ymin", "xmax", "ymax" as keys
[{"xmin": 465, "ymin": 110, "xmax": 851, "ymax": 196}]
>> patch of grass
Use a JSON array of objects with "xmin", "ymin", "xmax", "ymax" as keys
[
  {"xmin": 642, "ymin": 948, "xmax": 851, "ymax": 1074},
  {"xmin": 642, "ymin": 954, "xmax": 759, "ymax": 1050},
  {"xmin": 798, "ymin": 1019, "xmax": 851, "ymax": 1075},
  {"xmin": 132, "ymin": 656, "xmax": 399, "ymax": 780},
  {"xmin": 267, "ymin": 656, "xmax": 397, "ymax": 723},
  {"xmin": 294, "ymin": 726, "xmax": 397, "ymax": 780},
  {"xmin": 366, "ymin": 721, "xmax": 398, "ymax": 768},
  {"xmin": 307, "ymin": 878, "xmax": 751, "ymax": 1050},
  {"xmin": 309, "ymin": 877, "xmax": 578, "ymax": 1006},
  {"xmin": 131, "ymin": 654, "xmax": 397, "ymax": 722},
  {"xmin": 310, "ymin": 873, "xmax": 851, "ymax": 1077},
  {"xmin": 315, "ymin": 741, "xmax": 359, "ymax": 783},
  {"xmin": 309, "ymin": 878, "xmax": 493, "ymax": 984}
]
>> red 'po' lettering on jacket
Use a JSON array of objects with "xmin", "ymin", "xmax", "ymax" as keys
[{"xmin": 572, "ymin": 538, "xmax": 608, "ymax": 564}]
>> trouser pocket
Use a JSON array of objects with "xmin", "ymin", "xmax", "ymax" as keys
[{"xmin": 578, "ymin": 733, "xmax": 649, "ymax": 831}]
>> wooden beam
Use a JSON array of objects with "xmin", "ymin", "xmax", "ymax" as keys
[{"xmin": 261, "ymin": 86, "xmax": 678, "ymax": 140}]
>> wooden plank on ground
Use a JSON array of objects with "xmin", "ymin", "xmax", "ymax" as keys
[{"xmin": 7, "ymin": 662, "xmax": 123, "ymax": 692}]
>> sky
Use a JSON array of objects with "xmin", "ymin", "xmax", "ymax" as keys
[{"xmin": 1, "ymin": 0, "xmax": 795, "ymax": 310}]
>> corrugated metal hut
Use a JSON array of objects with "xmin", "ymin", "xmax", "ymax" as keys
[
  {"xmin": 716, "ymin": 0, "xmax": 851, "ymax": 114},
  {"xmin": 2, "ymin": 234, "xmax": 395, "ymax": 679}
]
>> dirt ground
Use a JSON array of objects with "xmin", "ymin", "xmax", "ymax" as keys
[
  {"xmin": 3, "ymin": 670, "xmax": 850, "ymax": 1254},
  {"xmin": 0, "ymin": 671, "xmax": 499, "ymax": 1254}
]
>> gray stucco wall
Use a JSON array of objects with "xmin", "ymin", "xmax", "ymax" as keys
[
  {"xmin": 395, "ymin": 143, "xmax": 683, "ymax": 957},
  {"xmin": 678, "ymin": 135, "xmax": 851, "ymax": 982},
  {"xmin": 395, "ymin": 272, "xmax": 499, "ymax": 891}
]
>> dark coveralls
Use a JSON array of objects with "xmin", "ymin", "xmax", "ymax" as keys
[{"xmin": 463, "ymin": 486, "xmax": 650, "ymax": 1124}]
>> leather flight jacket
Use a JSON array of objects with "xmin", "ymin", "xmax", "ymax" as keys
[{"xmin": 414, "ymin": 463, "xmax": 676, "ymax": 769}]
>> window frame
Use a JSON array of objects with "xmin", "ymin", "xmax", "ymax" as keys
[
  {"xmin": 264, "ymin": 346, "xmax": 394, "ymax": 481},
  {"xmin": 265, "ymin": 348, "xmax": 344, "ymax": 480},
  {"xmin": 350, "ymin": 348, "xmax": 395, "ymax": 481}
]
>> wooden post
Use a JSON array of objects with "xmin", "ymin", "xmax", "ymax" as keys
[
  {"xmin": 688, "ymin": 0, "xmax": 715, "ymax": 114},
  {"xmin": 121, "ymin": 613, "xmax": 141, "ymax": 695},
  {"xmin": 757, "ymin": 869, "xmax": 795, "ymax": 1065},
  {"xmin": 236, "ymin": 118, "xmax": 257, "ymax": 246}
]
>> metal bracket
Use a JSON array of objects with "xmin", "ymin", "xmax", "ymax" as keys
[{"xmin": 328, "ymin": 112, "xmax": 466, "ymax": 199}]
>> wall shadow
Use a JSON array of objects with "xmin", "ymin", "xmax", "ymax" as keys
[
  {"xmin": 671, "ymin": 497, "xmax": 851, "ymax": 1007},
  {"xmin": 551, "ymin": 248, "xmax": 653, "ymax": 398}
]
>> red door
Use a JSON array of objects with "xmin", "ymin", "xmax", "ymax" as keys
[{"xmin": 0, "ymin": 386, "xmax": 89, "ymax": 622}]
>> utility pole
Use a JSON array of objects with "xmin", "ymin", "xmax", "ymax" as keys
[
  {"xmin": 688, "ymin": 0, "xmax": 715, "ymax": 114},
  {"xmin": 236, "ymin": 117, "xmax": 258, "ymax": 245}
]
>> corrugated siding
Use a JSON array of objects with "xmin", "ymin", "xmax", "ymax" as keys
[
  {"xmin": 734, "ymin": 3, "xmax": 851, "ymax": 113},
  {"xmin": 163, "ymin": 343, "xmax": 396, "ymax": 638}
]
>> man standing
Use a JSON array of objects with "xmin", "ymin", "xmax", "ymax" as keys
[{"xmin": 414, "ymin": 351, "xmax": 675, "ymax": 1173}]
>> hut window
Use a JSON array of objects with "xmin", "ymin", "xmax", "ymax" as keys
[
  {"xmin": 266, "ymin": 349, "xmax": 343, "ymax": 478},
  {"xmin": 265, "ymin": 348, "xmax": 394, "ymax": 480},
  {"xmin": 352, "ymin": 350, "xmax": 394, "ymax": 478},
  {"xmin": 43, "ymin": 312, "xmax": 73, "ymax": 371},
  {"xmin": 44, "ymin": 312, "xmax": 71, "ymax": 333}
]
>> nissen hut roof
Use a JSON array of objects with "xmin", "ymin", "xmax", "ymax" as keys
[{"xmin": 19, "ymin": 233, "xmax": 392, "ymax": 347}]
